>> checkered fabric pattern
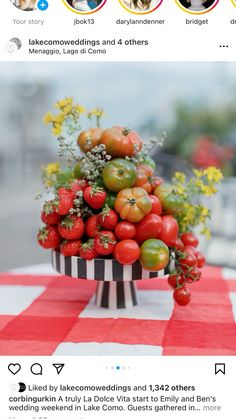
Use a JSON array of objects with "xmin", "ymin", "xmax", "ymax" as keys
[{"xmin": 0, "ymin": 266, "xmax": 236, "ymax": 355}]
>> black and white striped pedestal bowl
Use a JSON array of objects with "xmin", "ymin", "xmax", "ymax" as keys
[{"xmin": 52, "ymin": 251, "xmax": 175, "ymax": 309}]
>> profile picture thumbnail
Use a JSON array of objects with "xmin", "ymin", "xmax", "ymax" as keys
[
  {"xmin": 176, "ymin": 0, "xmax": 218, "ymax": 12},
  {"xmin": 10, "ymin": 0, "xmax": 37, "ymax": 11},
  {"xmin": 64, "ymin": 0, "xmax": 105, "ymax": 13},
  {"xmin": 120, "ymin": 0, "xmax": 162, "ymax": 14}
]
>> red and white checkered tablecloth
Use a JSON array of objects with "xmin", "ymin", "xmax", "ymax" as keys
[{"xmin": 0, "ymin": 266, "xmax": 235, "ymax": 356}]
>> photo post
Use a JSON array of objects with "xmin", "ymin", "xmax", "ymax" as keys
[{"xmin": 0, "ymin": 1, "xmax": 236, "ymax": 418}]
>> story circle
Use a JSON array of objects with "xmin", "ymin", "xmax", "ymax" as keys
[
  {"xmin": 118, "ymin": 0, "xmax": 163, "ymax": 15},
  {"xmin": 175, "ymin": 0, "xmax": 220, "ymax": 15},
  {"xmin": 10, "ymin": 0, "xmax": 37, "ymax": 11},
  {"xmin": 62, "ymin": 0, "xmax": 107, "ymax": 14}
]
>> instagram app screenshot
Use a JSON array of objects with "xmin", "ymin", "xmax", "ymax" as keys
[{"xmin": 0, "ymin": 0, "xmax": 236, "ymax": 418}]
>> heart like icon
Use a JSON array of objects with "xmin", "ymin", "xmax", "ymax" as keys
[{"xmin": 8, "ymin": 363, "xmax": 21, "ymax": 375}]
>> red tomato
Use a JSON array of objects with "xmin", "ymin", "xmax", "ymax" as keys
[
  {"xmin": 77, "ymin": 127, "xmax": 103, "ymax": 152},
  {"xmin": 186, "ymin": 266, "xmax": 202, "ymax": 283},
  {"xmin": 168, "ymin": 273, "xmax": 185, "ymax": 289},
  {"xmin": 183, "ymin": 245, "xmax": 198, "ymax": 257},
  {"xmin": 172, "ymin": 238, "xmax": 184, "ymax": 251},
  {"xmin": 135, "ymin": 214, "xmax": 162, "ymax": 245},
  {"xmin": 115, "ymin": 222, "xmax": 136, "ymax": 240},
  {"xmin": 181, "ymin": 232, "xmax": 199, "ymax": 248},
  {"xmin": 179, "ymin": 247, "xmax": 197, "ymax": 271},
  {"xmin": 149, "ymin": 194, "xmax": 162, "ymax": 216},
  {"xmin": 100, "ymin": 127, "xmax": 142, "ymax": 158},
  {"xmin": 114, "ymin": 240, "xmax": 140, "ymax": 265},
  {"xmin": 158, "ymin": 215, "xmax": 179, "ymax": 247},
  {"xmin": 173, "ymin": 287, "xmax": 191, "ymax": 306},
  {"xmin": 195, "ymin": 251, "xmax": 206, "ymax": 268},
  {"xmin": 184, "ymin": 246, "xmax": 206, "ymax": 268}
]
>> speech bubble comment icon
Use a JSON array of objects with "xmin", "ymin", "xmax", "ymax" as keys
[{"xmin": 31, "ymin": 363, "xmax": 43, "ymax": 375}]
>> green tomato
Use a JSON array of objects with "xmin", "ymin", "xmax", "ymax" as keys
[
  {"xmin": 102, "ymin": 158, "xmax": 137, "ymax": 193},
  {"xmin": 154, "ymin": 182, "xmax": 184, "ymax": 216},
  {"xmin": 105, "ymin": 192, "xmax": 117, "ymax": 209},
  {"xmin": 139, "ymin": 239, "xmax": 169, "ymax": 271},
  {"xmin": 142, "ymin": 155, "xmax": 156, "ymax": 171},
  {"xmin": 74, "ymin": 161, "xmax": 84, "ymax": 179}
]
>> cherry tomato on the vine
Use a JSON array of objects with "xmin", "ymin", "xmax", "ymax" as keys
[
  {"xmin": 173, "ymin": 287, "xmax": 191, "ymax": 306},
  {"xmin": 168, "ymin": 273, "xmax": 185, "ymax": 289},
  {"xmin": 179, "ymin": 247, "xmax": 197, "ymax": 271},
  {"xmin": 185, "ymin": 266, "xmax": 201, "ymax": 283},
  {"xmin": 172, "ymin": 238, "xmax": 184, "ymax": 251},
  {"xmin": 196, "ymin": 251, "xmax": 206, "ymax": 268}
]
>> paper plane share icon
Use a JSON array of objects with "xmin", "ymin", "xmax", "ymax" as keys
[{"xmin": 53, "ymin": 364, "xmax": 65, "ymax": 375}]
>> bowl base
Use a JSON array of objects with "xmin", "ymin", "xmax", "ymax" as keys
[{"xmin": 96, "ymin": 281, "xmax": 137, "ymax": 309}]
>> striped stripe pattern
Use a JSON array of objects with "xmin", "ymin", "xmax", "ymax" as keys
[
  {"xmin": 52, "ymin": 251, "xmax": 175, "ymax": 282},
  {"xmin": 96, "ymin": 281, "xmax": 137, "ymax": 309}
]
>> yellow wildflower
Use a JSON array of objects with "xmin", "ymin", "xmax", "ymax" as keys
[
  {"xmin": 44, "ymin": 162, "xmax": 60, "ymax": 176},
  {"xmin": 174, "ymin": 172, "xmax": 186, "ymax": 184},
  {"xmin": 201, "ymin": 227, "xmax": 211, "ymax": 239},
  {"xmin": 63, "ymin": 105, "xmax": 73, "ymax": 115},
  {"xmin": 192, "ymin": 168, "xmax": 203, "ymax": 178},
  {"xmin": 182, "ymin": 203, "xmax": 195, "ymax": 224},
  {"xmin": 52, "ymin": 124, "xmax": 62, "ymax": 136},
  {"xmin": 199, "ymin": 206, "xmax": 210, "ymax": 220},
  {"xmin": 55, "ymin": 113, "xmax": 67, "ymax": 123},
  {"xmin": 88, "ymin": 108, "xmax": 104, "ymax": 118},
  {"xmin": 76, "ymin": 105, "xmax": 86, "ymax": 114},
  {"xmin": 45, "ymin": 180, "xmax": 53, "ymax": 188},
  {"xmin": 55, "ymin": 97, "xmax": 73, "ymax": 110},
  {"xmin": 43, "ymin": 112, "xmax": 54, "ymax": 125},
  {"xmin": 200, "ymin": 184, "xmax": 217, "ymax": 196},
  {"xmin": 174, "ymin": 184, "xmax": 185, "ymax": 195},
  {"xmin": 204, "ymin": 167, "xmax": 223, "ymax": 183}
]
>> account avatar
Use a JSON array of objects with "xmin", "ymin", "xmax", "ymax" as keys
[
  {"xmin": 176, "ymin": 0, "xmax": 218, "ymax": 13},
  {"xmin": 65, "ymin": 0, "xmax": 105, "ymax": 12},
  {"xmin": 10, "ymin": 0, "xmax": 37, "ymax": 11},
  {"xmin": 189, "ymin": 0, "xmax": 206, "ymax": 10},
  {"xmin": 120, "ymin": 0, "xmax": 162, "ymax": 14}
]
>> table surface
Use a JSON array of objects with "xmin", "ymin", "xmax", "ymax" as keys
[{"xmin": 0, "ymin": 264, "xmax": 236, "ymax": 356}]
